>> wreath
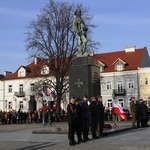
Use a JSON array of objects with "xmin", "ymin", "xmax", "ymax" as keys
[{"xmin": 104, "ymin": 123, "xmax": 112, "ymax": 129}]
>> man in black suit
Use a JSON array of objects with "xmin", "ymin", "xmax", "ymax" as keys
[
  {"xmin": 90, "ymin": 96, "xmax": 99, "ymax": 139},
  {"xmin": 97, "ymin": 96, "xmax": 105, "ymax": 137},
  {"xmin": 67, "ymin": 96, "xmax": 77, "ymax": 146},
  {"xmin": 81, "ymin": 95, "xmax": 91, "ymax": 142}
]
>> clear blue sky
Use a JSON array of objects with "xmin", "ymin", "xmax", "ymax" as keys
[{"xmin": 1, "ymin": 0, "xmax": 150, "ymax": 73}]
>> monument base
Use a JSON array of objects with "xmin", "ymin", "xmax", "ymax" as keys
[{"xmin": 69, "ymin": 56, "xmax": 100, "ymax": 101}]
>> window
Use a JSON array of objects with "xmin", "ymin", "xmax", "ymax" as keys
[
  {"xmin": 145, "ymin": 78, "xmax": 148, "ymax": 85},
  {"xmin": 101, "ymin": 82, "xmax": 105, "ymax": 90},
  {"xmin": 128, "ymin": 79, "xmax": 134, "ymax": 89},
  {"xmin": 117, "ymin": 80, "xmax": 123, "ymax": 91},
  {"xmin": 107, "ymin": 99, "xmax": 112, "ymax": 107},
  {"xmin": 106, "ymin": 81, "xmax": 112, "ymax": 90},
  {"xmin": 8, "ymin": 85, "xmax": 12, "ymax": 93},
  {"xmin": 18, "ymin": 71, "xmax": 25, "ymax": 77},
  {"xmin": 8, "ymin": 101, "xmax": 12, "ymax": 109},
  {"xmin": 30, "ymin": 83, "xmax": 35, "ymax": 91},
  {"xmin": 41, "ymin": 65, "xmax": 50, "ymax": 75},
  {"xmin": 100, "ymin": 66, "xmax": 104, "ymax": 72},
  {"xmin": 19, "ymin": 101, "xmax": 23, "ymax": 109},
  {"xmin": 116, "ymin": 64, "xmax": 123, "ymax": 71},
  {"xmin": 118, "ymin": 99, "xmax": 124, "ymax": 108},
  {"xmin": 19, "ymin": 84, "xmax": 23, "ymax": 95},
  {"xmin": 20, "ymin": 71, "xmax": 24, "ymax": 77}
]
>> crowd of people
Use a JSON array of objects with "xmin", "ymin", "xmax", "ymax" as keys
[
  {"xmin": 67, "ymin": 95, "xmax": 106, "ymax": 146},
  {"xmin": 1, "ymin": 95, "xmax": 149, "ymax": 147},
  {"xmin": 67, "ymin": 95, "xmax": 150, "ymax": 146},
  {"xmin": 130, "ymin": 97, "xmax": 149, "ymax": 128},
  {"xmin": 0, "ymin": 108, "xmax": 66, "ymax": 125}
]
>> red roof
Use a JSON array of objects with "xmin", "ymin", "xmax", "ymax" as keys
[
  {"xmin": 0, "ymin": 74, "xmax": 4, "ymax": 80},
  {"xmin": 3, "ymin": 60, "xmax": 54, "ymax": 80},
  {"xmin": 3, "ymin": 47, "xmax": 149, "ymax": 80},
  {"xmin": 94, "ymin": 47, "xmax": 148, "ymax": 73}
]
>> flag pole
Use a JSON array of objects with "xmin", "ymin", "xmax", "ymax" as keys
[{"xmin": 113, "ymin": 114, "xmax": 118, "ymax": 127}]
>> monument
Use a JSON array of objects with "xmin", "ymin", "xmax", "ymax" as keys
[{"xmin": 69, "ymin": 9, "xmax": 100, "ymax": 100}]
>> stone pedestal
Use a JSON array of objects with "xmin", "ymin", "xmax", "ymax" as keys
[{"xmin": 69, "ymin": 56, "xmax": 100, "ymax": 101}]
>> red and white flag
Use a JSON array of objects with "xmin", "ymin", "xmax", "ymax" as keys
[{"xmin": 112, "ymin": 102, "xmax": 127, "ymax": 121}]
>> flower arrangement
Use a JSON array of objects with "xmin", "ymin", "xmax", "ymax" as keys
[{"xmin": 104, "ymin": 123, "xmax": 112, "ymax": 129}]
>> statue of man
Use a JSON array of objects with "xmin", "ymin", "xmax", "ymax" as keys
[{"xmin": 73, "ymin": 9, "xmax": 88, "ymax": 55}]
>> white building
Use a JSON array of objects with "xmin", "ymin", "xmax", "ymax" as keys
[
  {"xmin": 95, "ymin": 46, "xmax": 150, "ymax": 109},
  {"xmin": 1, "ymin": 46, "xmax": 150, "ymax": 112},
  {"xmin": 2, "ymin": 58, "xmax": 69, "ymax": 112}
]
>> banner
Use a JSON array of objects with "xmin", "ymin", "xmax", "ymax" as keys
[
  {"xmin": 113, "ymin": 102, "xmax": 127, "ymax": 120},
  {"xmin": 42, "ymin": 90, "xmax": 49, "ymax": 101}
]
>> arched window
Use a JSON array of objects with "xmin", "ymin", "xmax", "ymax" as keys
[
  {"xmin": 107, "ymin": 99, "xmax": 112, "ymax": 108},
  {"xmin": 118, "ymin": 99, "xmax": 124, "ymax": 108}
]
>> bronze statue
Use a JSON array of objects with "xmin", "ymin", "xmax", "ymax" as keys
[{"xmin": 73, "ymin": 9, "xmax": 88, "ymax": 56}]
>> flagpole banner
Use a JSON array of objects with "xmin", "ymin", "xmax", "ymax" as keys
[
  {"xmin": 42, "ymin": 90, "xmax": 49, "ymax": 101},
  {"xmin": 112, "ymin": 102, "xmax": 127, "ymax": 120}
]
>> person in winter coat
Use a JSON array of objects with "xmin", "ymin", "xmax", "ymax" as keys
[
  {"xmin": 90, "ymin": 96, "xmax": 99, "ymax": 139},
  {"xmin": 67, "ymin": 96, "xmax": 77, "ymax": 146}
]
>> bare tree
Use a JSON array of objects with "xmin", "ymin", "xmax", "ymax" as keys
[{"xmin": 25, "ymin": 0, "xmax": 99, "ymax": 114}]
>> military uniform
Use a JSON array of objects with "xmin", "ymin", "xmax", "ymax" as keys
[
  {"xmin": 81, "ymin": 98, "xmax": 90, "ymax": 142},
  {"xmin": 89, "ymin": 97, "xmax": 98, "ymax": 139},
  {"xmin": 130, "ymin": 100, "xmax": 137, "ymax": 128},
  {"xmin": 67, "ymin": 100, "xmax": 77, "ymax": 146},
  {"xmin": 97, "ymin": 99, "xmax": 105, "ymax": 137}
]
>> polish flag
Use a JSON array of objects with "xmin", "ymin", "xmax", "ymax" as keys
[{"xmin": 113, "ymin": 102, "xmax": 127, "ymax": 121}]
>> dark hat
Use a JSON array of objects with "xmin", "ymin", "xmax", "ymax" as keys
[
  {"xmin": 70, "ymin": 96, "xmax": 75, "ymax": 99},
  {"xmin": 76, "ymin": 97, "xmax": 81, "ymax": 102},
  {"xmin": 91, "ymin": 96, "xmax": 96, "ymax": 100},
  {"xmin": 83, "ymin": 94, "xmax": 87, "ymax": 98},
  {"xmin": 97, "ymin": 95, "xmax": 102, "ymax": 98}
]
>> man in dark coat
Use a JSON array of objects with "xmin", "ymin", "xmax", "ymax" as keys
[
  {"xmin": 140, "ymin": 99, "xmax": 148, "ymax": 127},
  {"xmin": 81, "ymin": 95, "xmax": 91, "ymax": 142},
  {"xmin": 130, "ymin": 97, "xmax": 137, "ymax": 128},
  {"xmin": 67, "ymin": 96, "xmax": 77, "ymax": 146},
  {"xmin": 97, "ymin": 96, "xmax": 105, "ymax": 137},
  {"xmin": 75, "ymin": 97, "xmax": 83, "ymax": 144},
  {"xmin": 90, "ymin": 96, "xmax": 99, "ymax": 139},
  {"xmin": 136, "ymin": 100, "xmax": 142, "ymax": 128}
]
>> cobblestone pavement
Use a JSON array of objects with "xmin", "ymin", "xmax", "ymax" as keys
[{"xmin": 0, "ymin": 122, "xmax": 149, "ymax": 150}]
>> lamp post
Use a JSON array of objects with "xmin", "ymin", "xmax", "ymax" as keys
[{"xmin": 42, "ymin": 100, "xmax": 46, "ymax": 127}]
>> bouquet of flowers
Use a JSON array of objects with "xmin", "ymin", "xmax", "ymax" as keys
[{"xmin": 104, "ymin": 123, "xmax": 112, "ymax": 129}]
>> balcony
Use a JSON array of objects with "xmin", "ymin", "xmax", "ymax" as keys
[
  {"xmin": 113, "ymin": 89, "xmax": 126, "ymax": 95},
  {"xmin": 14, "ymin": 91, "xmax": 25, "ymax": 97}
]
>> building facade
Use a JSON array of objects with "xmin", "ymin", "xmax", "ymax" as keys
[
  {"xmin": 95, "ymin": 46, "xmax": 150, "ymax": 110},
  {"xmin": 138, "ymin": 67, "xmax": 150, "ymax": 107},
  {"xmin": 0, "ymin": 46, "xmax": 150, "ymax": 112}
]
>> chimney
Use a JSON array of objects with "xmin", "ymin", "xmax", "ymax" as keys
[
  {"xmin": 125, "ymin": 46, "xmax": 136, "ymax": 53},
  {"xmin": 34, "ymin": 57, "xmax": 40, "ymax": 65},
  {"xmin": 4, "ymin": 71, "xmax": 12, "ymax": 77}
]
